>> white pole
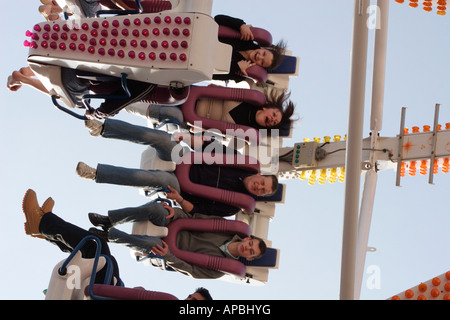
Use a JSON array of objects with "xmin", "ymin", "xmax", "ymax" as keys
[
  {"xmin": 354, "ymin": 0, "xmax": 390, "ymax": 299},
  {"xmin": 354, "ymin": 170, "xmax": 378, "ymax": 299},
  {"xmin": 340, "ymin": 0, "xmax": 370, "ymax": 300},
  {"xmin": 370, "ymin": 0, "xmax": 390, "ymax": 132}
]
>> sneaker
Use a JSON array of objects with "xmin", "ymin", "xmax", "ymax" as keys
[
  {"xmin": 88, "ymin": 213, "xmax": 112, "ymax": 230},
  {"xmin": 22, "ymin": 189, "xmax": 46, "ymax": 238},
  {"xmin": 84, "ymin": 119, "xmax": 103, "ymax": 137},
  {"xmin": 76, "ymin": 162, "xmax": 96, "ymax": 180}
]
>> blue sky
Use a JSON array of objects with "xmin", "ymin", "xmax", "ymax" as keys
[{"xmin": 0, "ymin": 0, "xmax": 449, "ymax": 300}]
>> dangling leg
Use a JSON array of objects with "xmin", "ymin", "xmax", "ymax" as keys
[{"xmin": 7, "ymin": 68, "xmax": 49, "ymax": 94}]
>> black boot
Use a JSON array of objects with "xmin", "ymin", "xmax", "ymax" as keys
[{"xmin": 88, "ymin": 213, "xmax": 112, "ymax": 230}]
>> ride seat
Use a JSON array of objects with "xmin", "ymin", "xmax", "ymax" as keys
[
  {"xmin": 180, "ymin": 85, "xmax": 266, "ymax": 144},
  {"xmin": 162, "ymin": 218, "xmax": 251, "ymax": 277},
  {"xmin": 218, "ymin": 25, "xmax": 272, "ymax": 84},
  {"xmin": 86, "ymin": 284, "xmax": 178, "ymax": 300},
  {"xmin": 174, "ymin": 152, "xmax": 260, "ymax": 212}
]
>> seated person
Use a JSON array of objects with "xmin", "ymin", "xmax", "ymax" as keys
[
  {"xmin": 81, "ymin": 118, "xmax": 278, "ymax": 216},
  {"xmin": 87, "ymin": 201, "xmax": 267, "ymax": 279},
  {"xmin": 20, "ymin": 189, "xmax": 212, "ymax": 299},
  {"xmin": 213, "ymin": 14, "xmax": 287, "ymax": 83},
  {"xmin": 7, "ymin": 66, "xmax": 155, "ymax": 119},
  {"xmin": 128, "ymin": 87, "xmax": 296, "ymax": 133}
]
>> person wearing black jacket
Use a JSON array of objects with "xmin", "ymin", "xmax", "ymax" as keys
[{"xmin": 213, "ymin": 14, "xmax": 287, "ymax": 83}]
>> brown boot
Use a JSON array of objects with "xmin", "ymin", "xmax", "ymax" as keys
[{"xmin": 22, "ymin": 189, "xmax": 48, "ymax": 238}]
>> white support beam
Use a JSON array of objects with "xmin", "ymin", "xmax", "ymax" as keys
[{"xmin": 340, "ymin": 0, "xmax": 370, "ymax": 300}]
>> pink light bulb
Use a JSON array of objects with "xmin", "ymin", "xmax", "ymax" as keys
[
  {"xmin": 171, "ymin": 41, "xmax": 179, "ymax": 48},
  {"xmin": 152, "ymin": 28, "xmax": 160, "ymax": 36},
  {"xmin": 138, "ymin": 52, "xmax": 146, "ymax": 60},
  {"xmin": 140, "ymin": 40, "xmax": 147, "ymax": 48},
  {"xmin": 172, "ymin": 28, "xmax": 180, "ymax": 36},
  {"xmin": 60, "ymin": 33, "xmax": 68, "ymax": 40},
  {"xmin": 23, "ymin": 40, "xmax": 31, "ymax": 47},
  {"xmin": 163, "ymin": 28, "xmax": 170, "ymax": 35},
  {"xmin": 119, "ymin": 39, "xmax": 127, "ymax": 47},
  {"xmin": 123, "ymin": 18, "xmax": 130, "ymax": 26},
  {"xmin": 33, "ymin": 24, "xmax": 41, "ymax": 32},
  {"xmin": 112, "ymin": 20, "xmax": 120, "ymax": 28},
  {"xmin": 180, "ymin": 41, "xmax": 188, "ymax": 48},
  {"xmin": 118, "ymin": 50, "xmax": 125, "ymax": 58},
  {"xmin": 179, "ymin": 53, "xmax": 187, "ymax": 61},
  {"xmin": 26, "ymin": 30, "xmax": 33, "ymax": 37},
  {"xmin": 149, "ymin": 52, "xmax": 156, "ymax": 60},
  {"xmin": 132, "ymin": 29, "xmax": 140, "ymax": 37},
  {"xmin": 110, "ymin": 39, "xmax": 118, "ymax": 46},
  {"xmin": 50, "ymin": 41, "xmax": 57, "ymax": 49},
  {"xmin": 92, "ymin": 21, "xmax": 99, "ymax": 29},
  {"xmin": 134, "ymin": 18, "xmax": 141, "ymax": 26},
  {"xmin": 174, "ymin": 16, "xmax": 182, "ymax": 24},
  {"xmin": 161, "ymin": 40, "xmax": 169, "ymax": 48},
  {"xmin": 69, "ymin": 43, "xmax": 76, "ymax": 50},
  {"xmin": 42, "ymin": 32, "xmax": 50, "ymax": 40},
  {"xmin": 184, "ymin": 17, "xmax": 191, "ymax": 25},
  {"xmin": 128, "ymin": 50, "xmax": 136, "ymax": 58},
  {"xmin": 111, "ymin": 29, "xmax": 118, "ymax": 36},
  {"xmin": 98, "ymin": 48, "xmax": 105, "ymax": 56},
  {"xmin": 122, "ymin": 29, "xmax": 129, "ymax": 36},
  {"xmin": 108, "ymin": 48, "xmax": 115, "ymax": 56},
  {"xmin": 99, "ymin": 38, "xmax": 107, "ymax": 46},
  {"xmin": 182, "ymin": 29, "xmax": 190, "ymax": 36},
  {"xmin": 170, "ymin": 53, "xmax": 177, "ymax": 61},
  {"xmin": 159, "ymin": 52, "xmax": 166, "ymax": 60},
  {"xmin": 78, "ymin": 43, "xmax": 86, "ymax": 51},
  {"xmin": 44, "ymin": 24, "xmax": 51, "ymax": 32},
  {"xmin": 102, "ymin": 20, "xmax": 109, "ymax": 28},
  {"xmin": 130, "ymin": 39, "xmax": 137, "ymax": 47},
  {"xmin": 142, "ymin": 29, "xmax": 149, "ymax": 37},
  {"xmin": 154, "ymin": 16, "xmax": 161, "ymax": 24},
  {"xmin": 41, "ymin": 41, "xmax": 48, "ymax": 48},
  {"xmin": 164, "ymin": 16, "xmax": 171, "ymax": 24},
  {"xmin": 82, "ymin": 23, "xmax": 89, "ymax": 30},
  {"xmin": 144, "ymin": 17, "xmax": 151, "ymax": 25},
  {"xmin": 53, "ymin": 24, "xmax": 60, "ymax": 32},
  {"xmin": 59, "ymin": 43, "xmax": 66, "ymax": 50},
  {"xmin": 151, "ymin": 40, "xmax": 158, "ymax": 48},
  {"xmin": 88, "ymin": 46, "xmax": 95, "ymax": 54}
]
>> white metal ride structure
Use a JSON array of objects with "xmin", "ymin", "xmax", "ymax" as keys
[{"xmin": 275, "ymin": 0, "xmax": 450, "ymax": 300}]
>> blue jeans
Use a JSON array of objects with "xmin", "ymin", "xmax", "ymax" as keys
[
  {"xmin": 78, "ymin": 0, "xmax": 101, "ymax": 18},
  {"xmin": 107, "ymin": 201, "xmax": 170, "ymax": 254},
  {"xmin": 108, "ymin": 201, "xmax": 171, "ymax": 227},
  {"xmin": 109, "ymin": 228, "xmax": 162, "ymax": 255},
  {"xmin": 95, "ymin": 163, "xmax": 181, "ymax": 192},
  {"xmin": 101, "ymin": 118, "xmax": 188, "ymax": 161}
]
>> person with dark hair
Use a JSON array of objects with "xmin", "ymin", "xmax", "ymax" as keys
[
  {"xmin": 213, "ymin": 14, "xmax": 287, "ymax": 83},
  {"xmin": 20, "ymin": 188, "xmax": 213, "ymax": 300},
  {"xmin": 87, "ymin": 201, "xmax": 267, "ymax": 279},
  {"xmin": 79, "ymin": 117, "xmax": 279, "ymax": 217}
]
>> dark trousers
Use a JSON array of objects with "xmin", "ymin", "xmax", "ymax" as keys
[{"xmin": 39, "ymin": 213, "xmax": 121, "ymax": 286}]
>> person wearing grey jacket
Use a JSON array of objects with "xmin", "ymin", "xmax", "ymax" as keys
[{"xmin": 89, "ymin": 201, "xmax": 267, "ymax": 279}]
